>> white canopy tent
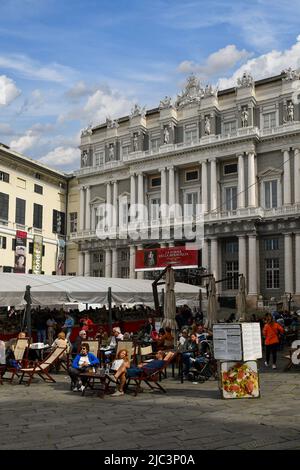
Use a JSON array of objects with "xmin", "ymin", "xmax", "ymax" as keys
[{"xmin": 0, "ymin": 273, "xmax": 204, "ymax": 307}]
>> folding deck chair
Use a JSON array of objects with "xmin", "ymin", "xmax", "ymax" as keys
[
  {"xmin": 19, "ymin": 346, "xmax": 66, "ymax": 386},
  {"xmin": 125, "ymin": 351, "xmax": 177, "ymax": 396},
  {"xmin": 5, "ymin": 337, "xmax": 29, "ymax": 383}
]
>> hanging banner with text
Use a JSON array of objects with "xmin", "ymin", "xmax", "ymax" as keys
[
  {"xmin": 32, "ymin": 235, "xmax": 43, "ymax": 274},
  {"xmin": 14, "ymin": 230, "xmax": 27, "ymax": 273},
  {"xmin": 135, "ymin": 246, "xmax": 199, "ymax": 271}
]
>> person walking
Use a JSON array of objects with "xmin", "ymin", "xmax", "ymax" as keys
[{"xmin": 263, "ymin": 313, "xmax": 284, "ymax": 369}]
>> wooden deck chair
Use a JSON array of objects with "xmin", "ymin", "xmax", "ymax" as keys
[
  {"xmin": 19, "ymin": 346, "xmax": 66, "ymax": 386},
  {"xmin": 139, "ymin": 345, "xmax": 153, "ymax": 361},
  {"xmin": 5, "ymin": 337, "xmax": 29, "ymax": 383},
  {"xmin": 84, "ymin": 340, "xmax": 100, "ymax": 358},
  {"xmin": 125, "ymin": 351, "xmax": 177, "ymax": 396}
]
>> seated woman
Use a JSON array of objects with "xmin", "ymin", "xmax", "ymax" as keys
[
  {"xmin": 68, "ymin": 343, "xmax": 99, "ymax": 392},
  {"xmin": 51, "ymin": 331, "xmax": 70, "ymax": 372},
  {"xmin": 157, "ymin": 327, "xmax": 174, "ymax": 349},
  {"xmin": 108, "ymin": 349, "xmax": 131, "ymax": 397}
]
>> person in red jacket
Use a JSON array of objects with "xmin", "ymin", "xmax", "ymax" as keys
[{"xmin": 263, "ymin": 313, "xmax": 284, "ymax": 369}]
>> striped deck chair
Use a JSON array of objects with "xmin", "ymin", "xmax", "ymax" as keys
[
  {"xmin": 19, "ymin": 346, "xmax": 66, "ymax": 386},
  {"xmin": 6, "ymin": 337, "xmax": 29, "ymax": 383}
]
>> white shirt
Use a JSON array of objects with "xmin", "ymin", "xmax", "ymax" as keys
[{"xmin": 78, "ymin": 355, "xmax": 90, "ymax": 367}]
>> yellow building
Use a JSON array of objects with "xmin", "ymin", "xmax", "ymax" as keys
[{"xmin": 0, "ymin": 143, "xmax": 69, "ymax": 275}]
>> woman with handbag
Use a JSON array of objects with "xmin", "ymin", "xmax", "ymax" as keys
[{"xmin": 263, "ymin": 313, "xmax": 284, "ymax": 369}]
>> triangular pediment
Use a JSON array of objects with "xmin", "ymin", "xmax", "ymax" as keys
[{"xmin": 90, "ymin": 196, "xmax": 105, "ymax": 204}]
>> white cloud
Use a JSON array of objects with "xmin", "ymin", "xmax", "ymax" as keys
[
  {"xmin": 9, "ymin": 129, "xmax": 39, "ymax": 153},
  {"xmin": 0, "ymin": 123, "xmax": 14, "ymax": 135},
  {"xmin": 218, "ymin": 36, "xmax": 300, "ymax": 89},
  {"xmin": 83, "ymin": 88, "xmax": 133, "ymax": 124},
  {"xmin": 65, "ymin": 80, "xmax": 94, "ymax": 100},
  {"xmin": 39, "ymin": 146, "xmax": 80, "ymax": 167},
  {"xmin": 0, "ymin": 75, "xmax": 21, "ymax": 106},
  {"xmin": 0, "ymin": 54, "xmax": 75, "ymax": 83},
  {"xmin": 178, "ymin": 45, "xmax": 251, "ymax": 79}
]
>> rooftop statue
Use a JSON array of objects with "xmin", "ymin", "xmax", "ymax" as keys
[
  {"xmin": 203, "ymin": 83, "xmax": 218, "ymax": 97},
  {"xmin": 106, "ymin": 116, "xmax": 119, "ymax": 129},
  {"xmin": 80, "ymin": 123, "xmax": 93, "ymax": 137},
  {"xmin": 159, "ymin": 96, "xmax": 172, "ymax": 109},
  {"xmin": 176, "ymin": 74, "xmax": 203, "ymax": 108},
  {"xmin": 130, "ymin": 103, "xmax": 146, "ymax": 119},
  {"xmin": 237, "ymin": 71, "xmax": 254, "ymax": 88},
  {"xmin": 282, "ymin": 67, "xmax": 300, "ymax": 81}
]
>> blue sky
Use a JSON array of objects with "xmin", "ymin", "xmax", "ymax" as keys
[{"xmin": 0, "ymin": 0, "xmax": 300, "ymax": 171}]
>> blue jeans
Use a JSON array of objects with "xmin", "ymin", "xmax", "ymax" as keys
[
  {"xmin": 182, "ymin": 352, "xmax": 194, "ymax": 375},
  {"xmin": 37, "ymin": 329, "xmax": 46, "ymax": 344}
]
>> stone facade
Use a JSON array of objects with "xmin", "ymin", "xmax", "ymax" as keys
[{"xmin": 67, "ymin": 70, "xmax": 300, "ymax": 308}]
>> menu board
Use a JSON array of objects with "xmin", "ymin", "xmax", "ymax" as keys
[
  {"xmin": 241, "ymin": 323, "xmax": 262, "ymax": 361},
  {"xmin": 213, "ymin": 323, "xmax": 262, "ymax": 361},
  {"xmin": 213, "ymin": 324, "xmax": 243, "ymax": 361}
]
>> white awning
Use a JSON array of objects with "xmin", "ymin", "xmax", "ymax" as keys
[{"xmin": 0, "ymin": 273, "xmax": 204, "ymax": 307}]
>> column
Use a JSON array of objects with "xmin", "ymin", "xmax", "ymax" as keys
[
  {"xmin": 137, "ymin": 172, "xmax": 144, "ymax": 221},
  {"xmin": 294, "ymin": 148, "xmax": 300, "ymax": 204},
  {"xmin": 91, "ymin": 206, "xmax": 96, "ymax": 230},
  {"xmin": 85, "ymin": 186, "xmax": 91, "ymax": 230},
  {"xmin": 210, "ymin": 238, "xmax": 218, "ymax": 279},
  {"xmin": 136, "ymin": 244, "xmax": 144, "ymax": 279},
  {"xmin": 105, "ymin": 249, "xmax": 112, "ymax": 278},
  {"xmin": 112, "ymin": 248, "xmax": 118, "ymax": 278},
  {"xmin": 112, "ymin": 180, "xmax": 118, "ymax": 229},
  {"xmin": 295, "ymin": 233, "xmax": 300, "ymax": 294},
  {"xmin": 210, "ymin": 158, "xmax": 217, "ymax": 211},
  {"xmin": 129, "ymin": 245, "xmax": 136, "ymax": 279},
  {"xmin": 78, "ymin": 251, "xmax": 84, "ymax": 276},
  {"xmin": 84, "ymin": 251, "xmax": 90, "ymax": 276},
  {"xmin": 201, "ymin": 160, "xmax": 208, "ymax": 213},
  {"xmin": 168, "ymin": 166, "xmax": 175, "ymax": 213},
  {"xmin": 248, "ymin": 152, "xmax": 256, "ymax": 207},
  {"xmin": 284, "ymin": 233, "xmax": 293, "ymax": 293},
  {"xmin": 238, "ymin": 235, "xmax": 247, "ymax": 278},
  {"xmin": 282, "ymin": 149, "xmax": 291, "ymax": 205},
  {"xmin": 160, "ymin": 167, "xmax": 167, "ymax": 219},
  {"xmin": 202, "ymin": 238, "xmax": 209, "ymax": 269},
  {"xmin": 237, "ymin": 154, "xmax": 245, "ymax": 209},
  {"xmin": 79, "ymin": 187, "xmax": 85, "ymax": 230},
  {"xmin": 130, "ymin": 173, "xmax": 136, "ymax": 221},
  {"xmin": 248, "ymin": 234, "xmax": 257, "ymax": 294},
  {"xmin": 106, "ymin": 182, "xmax": 112, "ymax": 228}
]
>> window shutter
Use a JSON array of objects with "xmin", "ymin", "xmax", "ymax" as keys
[
  {"xmin": 29, "ymin": 243, "xmax": 33, "ymax": 254},
  {"xmin": 0, "ymin": 192, "xmax": 9, "ymax": 220}
]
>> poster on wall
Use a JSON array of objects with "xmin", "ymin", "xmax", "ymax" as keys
[
  {"xmin": 14, "ymin": 230, "xmax": 27, "ymax": 273},
  {"xmin": 135, "ymin": 246, "xmax": 199, "ymax": 271},
  {"xmin": 56, "ymin": 239, "xmax": 65, "ymax": 275},
  {"xmin": 220, "ymin": 361, "xmax": 260, "ymax": 399},
  {"xmin": 32, "ymin": 235, "xmax": 43, "ymax": 274}
]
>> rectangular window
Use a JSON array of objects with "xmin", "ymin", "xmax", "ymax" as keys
[
  {"xmin": 264, "ymin": 239, "xmax": 279, "ymax": 250},
  {"xmin": 185, "ymin": 128, "xmax": 197, "ymax": 144},
  {"xmin": 15, "ymin": 198, "xmax": 26, "ymax": 225},
  {"xmin": 34, "ymin": 184, "xmax": 43, "ymax": 195},
  {"xmin": 225, "ymin": 186, "xmax": 237, "ymax": 211},
  {"xmin": 52, "ymin": 210, "xmax": 65, "ymax": 235},
  {"xmin": 0, "ymin": 236, "xmax": 7, "ymax": 249},
  {"xmin": 185, "ymin": 170, "xmax": 199, "ymax": 182},
  {"xmin": 264, "ymin": 180, "xmax": 278, "ymax": 208},
  {"xmin": 93, "ymin": 252, "xmax": 104, "ymax": 263},
  {"xmin": 185, "ymin": 192, "xmax": 198, "ymax": 217},
  {"xmin": 226, "ymin": 260, "xmax": 239, "ymax": 289},
  {"xmin": 121, "ymin": 146, "xmax": 130, "ymax": 158},
  {"xmin": 224, "ymin": 163, "xmax": 238, "ymax": 175},
  {"xmin": 266, "ymin": 258, "xmax": 280, "ymax": 288},
  {"xmin": 150, "ymin": 176, "xmax": 161, "ymax": 188},
  {"xmin": 121, "ymin": 250, "xmax": 129, "ymax": 261},
  {"xmin": 150, "ymin": 198, "xmax": 161, "ymax": 221},
  {"xmin": 16, "ymin": 178, "xmax": 26, "ymax": 189},
  {"xmin": 95, "ymin": 151, "xmax": 104, "ymax": 166},
  {"xmin": 223, "ymin": 121, "xmax": 237, "ymax": 134},
  {"xmin": 151, "ymin": 139, "xmax": 160, "ymax": 152},
  {"xmin": 69, "ymin": 212, "xmax": 78, "ymax": 233},
  {"xmin": 225, "ymin": 241, "xmax": 238, "ymax": 253},
  {"xmin": 263, "ymin": 112, "xmax": 276, "ymax": 129},
  {"xmin": 0, "ymin": 192, "xmax": 9, "ymax": 221},
  {"xmin": 35, "ymin": 173, "xmax": 41, "ymax": 180},
  {"xmin": 33, "ymin": 203, "xmax": 43, "ymax": 229},
  {"xmin": 121, "ymin": 267, "xmax": 129, "ymax": 278},
  {"xmin": 0, "ymin": 171, "xmax": 9, "ymax": 183}
]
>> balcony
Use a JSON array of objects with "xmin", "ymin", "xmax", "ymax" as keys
[
  {"xmin": 260, "ymin": 121, "xmax": 300, "ymax": 137},
  {"xmin": 74, "ymin": 160, "xmax": 124, "ymax": 177}
]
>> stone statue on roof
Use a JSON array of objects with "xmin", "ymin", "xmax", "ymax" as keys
[
  {"xmin": 176, "ymin": 74, "xmax": 203, "ymax": 108},
  {"xmin": 159, "ymin": 96, "xmax": 172, "ymax": 109},
  {"xmin": 130, "ymin": 103, "xmax": 146, "ymax": 119},
  {"xmin": 80, "ymin": 123, "xmax": 93, "ymax": 137},
  {"xmin": 282, "ymin": 67, "xmax": 300, "ymax": 81},
  {"xmin": 106, "ymin": 116, "xmax": 119, "ymax": 128},
  {"xmin": 237, "ymin": 71, "xmax": 254, "ymax": 88}
]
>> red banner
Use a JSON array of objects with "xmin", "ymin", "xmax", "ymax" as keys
[{"xmin": 135, "ymin": 246, "xmax": 199, "ymax": 271}]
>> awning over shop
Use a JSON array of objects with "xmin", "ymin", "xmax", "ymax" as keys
[{"xmin": 0, "ymin": 273, "xmax": 204, "ymax": 307}]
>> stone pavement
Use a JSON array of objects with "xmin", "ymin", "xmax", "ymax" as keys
[{"xmin": 0, "ymin": 355, "xmax": 299, "ymax": 450}]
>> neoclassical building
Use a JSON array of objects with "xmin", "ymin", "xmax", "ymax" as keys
[{"xmin": 66, "ymin": 69, "xmax": 300, "ymax": 308}]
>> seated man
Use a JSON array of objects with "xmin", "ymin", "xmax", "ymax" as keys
[
  {"xmin": 126, "ymin": 350, "xmax": 174, "ymax": 378},
  {"xmin": 68, "ymin": 343, "xmax": 99, "ymax": 392}
]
